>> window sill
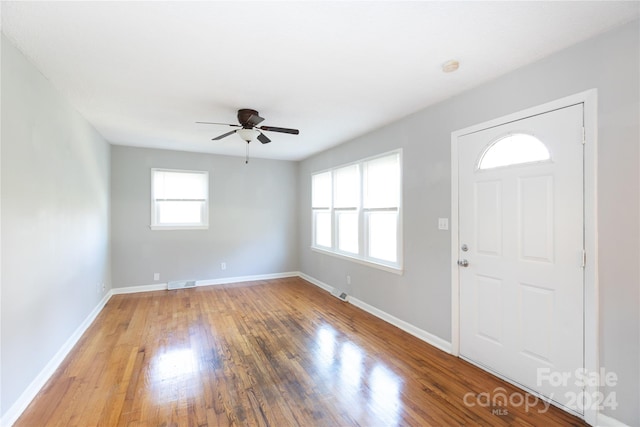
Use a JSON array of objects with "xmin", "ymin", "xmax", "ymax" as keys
[
  {"xmin": 150, "ymin": 225, "xmax": 209, "ymax": 231},
  {"xmin": 310, "ymin": 246, "xmax": 403, "ymax": 275}
]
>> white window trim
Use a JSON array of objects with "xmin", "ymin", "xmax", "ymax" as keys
[
  {"xmin": 311, "ymin": 149, "xmax": 403, "ymax": 273},
  {"xmin": 150, "ymin": 168, "xmax": 210, "ymax": 230}
]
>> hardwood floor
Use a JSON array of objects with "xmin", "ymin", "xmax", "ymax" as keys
[{"xmin": 16, "ymin": 277, "xmax": 586, "ymax": 426}]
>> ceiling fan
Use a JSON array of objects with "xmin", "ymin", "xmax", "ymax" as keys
[{"xmin": 197, "ymin": 108, "xmax": 299, "ymax": 145}]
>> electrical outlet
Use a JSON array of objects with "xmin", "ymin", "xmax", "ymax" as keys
[
  {"xmin": 221, "ymin": 262, "xmax": 227, "ymax": 270},
  {"xmin": 438, "ymin": 218, "xmax": 449, "ymax": 230},
  {"xmin": 346, "ymin": 275, "xmax": 351, "ymax": 285},
  {"xmin": 153, "ymin": 273, "xmax": 160, "ymax": 281},
  {"xmin": 101, "ymin": 283, "xmax": 105, "ymax": 292}
]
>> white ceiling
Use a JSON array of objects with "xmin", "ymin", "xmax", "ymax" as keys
[{"xmin": 2, "ymin": 1, "xmax": 638, "ymax": 161}]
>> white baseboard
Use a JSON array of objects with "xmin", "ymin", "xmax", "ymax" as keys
[
  {"xmin": 297, "ymin": 272, "xmax": 334, "ymax": 293},
  {"xmin": 197, "ymin": 271, "xmax": 299, "ymax": 287},
  {"xmin": 1, "ymin": 291, "xmax": 112, "ymax": 427},
  {"xmin": 111, "ymin": 282, "xmax": 168, "ymax": 294},
  {"xmin": 298, "ymin": 273, "xmax": 452, "ymax": 354},
  {"xmin": 112, "ymin": 271, "xmax": 300, "ymax": 295},
  {"xmin": 597, "ymin": 413, "xmax": 630, "ymax": 427},
  {"xmin": 348, "ymin": 296, "xmax": 452, "ymax": 353}
]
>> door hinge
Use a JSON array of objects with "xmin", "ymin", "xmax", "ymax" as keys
[
  {"xmin": 582, "ymin": 127, "xmax": 586, "ymax": 145},
  {"xmin": 581, "ymin": 249, "xmax": 587, "ymax": 268}
]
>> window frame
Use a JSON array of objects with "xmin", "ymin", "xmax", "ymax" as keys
[
  {"xmin": 311, "ymin": 150, "xmax": 403, "ymax": 273},
  {"xmin": 150, "ymin": 168, "xmax": 210, "ymax": 231}
]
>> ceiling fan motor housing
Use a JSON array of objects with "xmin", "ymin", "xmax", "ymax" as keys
[{"xmin": 238, "ymin": 109, "xmax": 261, "ymax": 128}]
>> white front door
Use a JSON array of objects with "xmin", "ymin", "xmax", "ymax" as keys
[{"xmin": 458, "ymin": 104, "xmax": 584, "ymax": 413}]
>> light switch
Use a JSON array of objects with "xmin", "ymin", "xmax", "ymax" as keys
[{"xmin": 438, "ymin": 218, "xmax": 449, "ymax": 230}]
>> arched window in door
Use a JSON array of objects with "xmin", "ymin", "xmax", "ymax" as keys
[{"xmin": 478, "ymin": 133, "xmax": 550, "ymax": 170}]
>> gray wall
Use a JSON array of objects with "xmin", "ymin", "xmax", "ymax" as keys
[
  {"xmin": 298, "ymin": 20, "xmax": 639, "ymax": 425},
  {"xmin": 111, "ymin": 146, "xmax": 298, "ymax": 287},
  {"xmin": 1, "ymin": 35, "xmax": 111, "ymax": 416}
]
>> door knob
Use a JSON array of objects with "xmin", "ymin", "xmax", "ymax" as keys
[{"xmin": 457, "ymin": 259, "xmax": 469, "ymax": 267}]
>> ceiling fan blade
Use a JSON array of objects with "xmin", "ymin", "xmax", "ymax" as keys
[
  {"xmin": 197, "ymin": 121, "xmax": 241, "ymax": 127},
  {"xmin": 212, "ymin": 130, "xmax": 237, "ymax": 140},
  {"xmin": 257, "ymin": 132, "xmax": 271, "ymax": 144},
  {"xmin": 247, "ymin": 114, "xmax": 265, "ymax": 126},
  {"xmin": 258, "ymin": 126, "xmax": 299, "ymax": 135}
]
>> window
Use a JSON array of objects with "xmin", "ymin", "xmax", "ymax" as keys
[
  {"xmin": 312, "ymin": 172, "xmax": 332, "ymax": 248},
  {"xmin": 151, "ymin": 169, "xmax": 209, "ymax": 230},
  {"xmin": 334, "ymin": 164, "xmax": 359, "ymax": 254},
  {"xmin": 311, "ymin": 151, "xmax": 402, "ymax": 271},
  {"xmin": 478, "ymin": 133, "xmax": 550, "ymax": 170},
  {"xmin": 364, "ymin": 154, "xmax": 400, "ymax": 263}
]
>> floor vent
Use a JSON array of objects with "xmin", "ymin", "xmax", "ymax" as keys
[
  {"xmin": 331, "ymin": 289, "xmax": 348, "ymax": 301},
  {"xmin": 167, "ymin": 280, "xmax": 197, "ymax": 290}
]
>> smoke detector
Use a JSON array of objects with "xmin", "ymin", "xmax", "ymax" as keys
[{"xmin": 442, "ymin": 60, "xmax": 460, "ymax": 73}]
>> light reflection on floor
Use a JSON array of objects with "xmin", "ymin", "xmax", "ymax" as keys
[
  {"xmin": 314, "ymin": 324, "xmax": 403, "ymax": 426},
  {"xmin": 153, "ymin": 348, "xmax": 198, "ymax": 380},
  {"xmin": 339, "ymin": 341, "xmax": 364, "ymax": 392},
  {"xmin": 369, "ymin": 363, "xmax": 402, "ymax": 426},
  {"xmin": 315, "ymin": 326, "xmax": 337, "ymax": 373},
  {"xmin": 150, "ymin": 347, "xmax": 202, "ymax": 404}
]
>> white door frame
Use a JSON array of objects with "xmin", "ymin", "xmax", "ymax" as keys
[{"xmin": 450, "ymin": 89, "xmax": 598, "ymax": 425}]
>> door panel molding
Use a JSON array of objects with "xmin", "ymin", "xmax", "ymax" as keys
[{"xmin": 450, "ymin": 89, "xmax": 598, "ymax": 425}]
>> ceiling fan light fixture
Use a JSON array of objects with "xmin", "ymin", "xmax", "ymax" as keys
[{"xmin": 236, "ymin": 128, "xmax": 259, "ymax": 142}]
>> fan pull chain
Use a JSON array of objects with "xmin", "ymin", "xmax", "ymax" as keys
[{"xmin": 245, "ymin": 142, "xmax": 249, "ymax": 164}]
